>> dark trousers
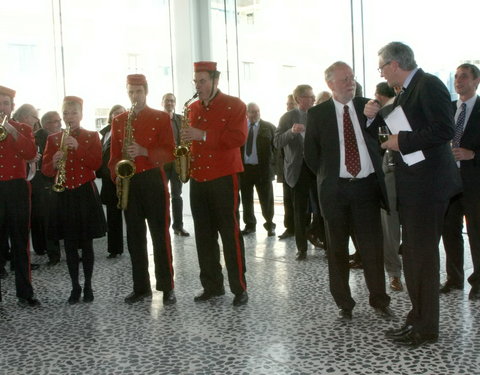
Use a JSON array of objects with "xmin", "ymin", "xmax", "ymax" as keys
[
  {"xmin": 283, "ymin": 183, "xmax": 295, "ymax": 233},
  {"xmin": 0, "ymin": 179, "xmax": 33, "ymax": 299},
  {"xmin": 400, "ymin": 201, "xmax": 448, "ymax": 336},
  {"xmin": 164, "ymin": 162, "xmax": 185, "ymax": 231},
  {"xmin": 442, "ymin": 192, "xmax": 480, "ymax": 287},
  {"xmin": 324, "ymin": 175, "xmax": 390, "ymax": 311},
  {"xmin": 106, "ymin": 203, "xmax": 124, "ymax": 255},
  {"xmin": 190, "ymin": 174, "xmax": 247, "ymax": 295},
  {"xmin": 124, "ymin": 169, "xmax": 174, "ymax": 294},
  {"xmin": 292, "ymin": 163, "xmax": 316, "ymax": 252},
  {"xmin": 65, "ymin": 239, "xmax": 94, "ymax": 291},
  {"xmin": 240, "ymin": 165, "xmax": 275, "ymax": 231},
  {"xmin": 31, "ymin": 176, "xmax": 61, "ymax": 261}
]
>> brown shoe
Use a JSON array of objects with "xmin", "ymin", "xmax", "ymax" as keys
[{"xmin": 390, "ymin": 276, "xmax": 403, "ymax": 291}]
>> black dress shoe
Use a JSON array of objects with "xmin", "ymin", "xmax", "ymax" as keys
[
  {"xmin": 385, "ymin": 325, "xmax": 413, "ymax": 338},
  {"xmin": 233, "ymin": 291, "xmax": 248, "ymax": 306},
  {"xmin": 68, "ymin": 287, "xmax": 82, "ymax": 305},
  {"xmin": 267, "ymin": 229, "xmax": 276, "ymax": 237},
  {"xmin": 18, "ymin": 297, "xmax": 41, "ymax": 307},
  {"xmin": 296, "ymin": 251, "xmax": 307, "ymax": 261},
  {"xmin": 163, "ymin": 290, "xmax": 177, "ymax": 305},
  {"xmin": 469, "ymin": 287, "xmax": 480, "ymax": 300},
  {"xmin": 278, "ymin": 230, "xmax": 294, "ymax": 240},
  {"xmin": 374, "ymin": 306, "xmax": 395, "ymax": 319},
  {"xmin": 30, "ymin": 263, "xmax": 40, "ymax": 270},
  {"xmin": 83, "ymin": 287, "xmax": 94, "ymax": 303},
  {"xmin": 439, "ymin": 281, "xmax": 464, "ymax": 294},
  {"xmin": 307, "ymin": 232, "xmax": 324, "ymax": 248},
  {"xmin": 46, "ymin": 259, "xmax": 60, "ymax": 266},
  {"xmin": 338, "ymin": 308, "xmax": 352, "ymax": 321},
  {"xmin": 194, "ymin": 289, "xmax": 225, "ymax": 302},
  {"xmin": 393, "ymin": 331, "xmax": 438, "ymax": 348},
  {"xmin": 107, "ymin": 253, "xmax": 118, "ymax": 259},
  {"xmin": 124, "ymin": 291, "xmax": 152, "ymax": 304},
  {"xmin": 174, "ymin": 228, "xmax": 190, "ymax": 237},
  {"xmin": 241, "ymin": 227, "xmax": 256, "ymax": 235}
]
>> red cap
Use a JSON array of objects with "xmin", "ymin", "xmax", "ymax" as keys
[
  {"xmin": 63, "ymin": 96, "xmax": 83, "ymax": 106},
  {"xmin": 194, "ymin": 61, "xmax": 217, "ymax": 72},
  {"xmin": 0, "ymin": 85, "xmax": 16, "ymax": 99},
  {"xmin": 127, "ymin": 74, "xmax": 147, "ymax": 85}
]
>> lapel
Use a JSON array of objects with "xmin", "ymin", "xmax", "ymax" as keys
[
  {"xmin": 463, "ymin": 96, "xmax": 480, "ymax": 140},
  {"xmin": 397, "ymin": 68, "xmax": 423, "ymax": 108}
]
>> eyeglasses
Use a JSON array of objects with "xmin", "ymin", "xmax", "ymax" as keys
[{"xmin": 378, "ymin": 61, "xmax": 391, "ymax": 73}]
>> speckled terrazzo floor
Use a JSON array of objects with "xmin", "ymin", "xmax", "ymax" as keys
[{"xmin": 1, "ymin": 186, "xmax": 480, "ymax": 375}]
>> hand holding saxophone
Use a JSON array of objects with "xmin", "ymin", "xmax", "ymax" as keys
[
  {"xmin": 181, "ymin": 126, "xmax": 205, "ymax": 142},
  {"xmin": 126, "ymin": 141, "xmax": 147, "ymax": 158}
]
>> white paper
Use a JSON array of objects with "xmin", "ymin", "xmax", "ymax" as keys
[{"xmin": 384, "ymin": 106, "xmax": 425, "ymax": 166}]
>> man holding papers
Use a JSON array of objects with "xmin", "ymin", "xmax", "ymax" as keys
[{"xmin": 365, "ymin": 42, "xmax": 462, "ymax": 348}]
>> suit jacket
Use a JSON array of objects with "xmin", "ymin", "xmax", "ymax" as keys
[
  {"xmin": 274, "ymin": 108, "xmax": 306, "ymax": 187},
  {"xmin": 241, "ymin": 119, "xmax": 276, "ymax": 181},
  {"xmin": 304, "ymin": 97, "xmax": 388, "ymax": 219},
  {"xmin": 393, "ymin": 69, "xmax": 462, "ymax": 205},
  {"xmin": 455, "ymin": 96, "xmax": 480, "ymax": 196},
  {"xmin": 97, "ymin": 124, "xmax": 117, "ymax": 205}
]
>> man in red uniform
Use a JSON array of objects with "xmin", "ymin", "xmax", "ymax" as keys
[
  {"xmin": 0, "ymin": 85, "xmax": 40, "ymax": 306},
  {"xmin": 108, "ymin": 74, "xmax": 176, "ymax": 305},
  {"xmin": 182, "ymin": 61, "xmax": 249, "ymax": 306}
]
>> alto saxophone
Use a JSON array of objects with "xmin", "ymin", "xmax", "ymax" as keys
[
  {"xmin": 174, "ymin": 93, "xmax": 198, "ymax": 183},
  {"xmin": 0, "ymin": 112, "xmax": 9, "ymax": 141},
  {"xmin": 52, "ymin": 122, "xmax": 71, "ymax": 192},
  {"xmin": 115, "ymin": 102, "xmax": 137, "ymax": 210}
]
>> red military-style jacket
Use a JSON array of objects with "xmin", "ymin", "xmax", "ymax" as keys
[
  {"xmin": 108, "ymin": 106, "xmax": 174, "ymax": 181},
  {"xmin": 0, "ymin": 120, "xmax": 36, "ymax": 181},
  {"xmin": 188, "ymin": 91, "xmax": 247, "ymax": 182},
  {"xmin": 42, "ymin": 127, "xmax": 102, "ymax": 189}
]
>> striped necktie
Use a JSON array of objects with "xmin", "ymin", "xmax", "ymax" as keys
[{"xmin": 452, "ymin": 102, "xmax": 466, "ymax": 148}]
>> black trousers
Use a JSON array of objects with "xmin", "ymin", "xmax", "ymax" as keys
[
  {"xmin": 190, "ymin": 174, "xmax": 247, "ymax": 295},
  {"xmin": 30, "ymin": 175, "xmax": 60, "ymax": 261},
  {"xmin": 164, "ymin": 161, "xmax": 185, "ymax": 231},
  {"xmin": 324, "ymin": 175, "xmax": 390, "ymax": 311},
  {"xmin": 292, "ymin": 163, "xmax": 316, "ymax": 252},
  {"xmin": 442, "ymin": 191, "xmax": 480, "ymax": 287},
  {"xmin": 106, "ymin": 203, "xmax": 124, "ymax": 255},
  {"xmin": 0, "ymin": 179, "xmax": 34, "ymax": 299},
  {"xmin": 124, "ymin": 168, "xmax": 174, "ymax": 294},
  {"xmin": 283, "ymin": 183, "xmax": 295, "ymax": 233},
  {"xmin": 400, "ymin": 201, "xmax": 448, "ymax": 336},
  {"xmin": 240, "ymin": 165, "xmax": 275, "ymax": 231}
]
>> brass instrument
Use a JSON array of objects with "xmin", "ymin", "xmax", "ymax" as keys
[
  {"xmin": 0, "ymin": 112, "xmax": 9, "ymax": 141},
  {"xmin": 174, "ymin": 93, "xmax": 198, "ymax": 183},
  {"xmin": 52, "ymin": 122, "xmax": 71, "ymax": 192},
  {"xmin": 115, "ymin": 102, "xmax": 137, "ymax": 210}
]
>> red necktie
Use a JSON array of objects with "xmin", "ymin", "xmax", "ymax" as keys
[{"xmin": 343, "ymin": 105, "xmax": 361, "ymax": 177}]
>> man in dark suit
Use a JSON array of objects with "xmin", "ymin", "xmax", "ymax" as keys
[
  {"xmin": 441, "ymin": 63, "xmax": 480, "ymax": 300},
  {"xmin": 304, "ymin": 61, "xmax": 392, "ymax": 321},
  {"xmin": 274, "ymin": 85, "xmax": 317, "ymax": 260},
  {"xmin": 162, "ymin": 93, "xmax": 189, "ymax": 237},
  {"xmin": 240, "ymin": 103, "xmax": 276, "ymax": 237},
  {"xmin": 98, "ymin": 105, "xmax": 126, "ymax": 259},
  {"xmin": 365, "ymin": 42, "xmax": 462, "ymax": 348}
]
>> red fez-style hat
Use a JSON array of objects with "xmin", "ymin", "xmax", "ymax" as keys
[
  {"xmin": 63, "ymin": 96, "xmax": 83, "ymax": 106},
  {"xmin": 0, "ymin": 85, "xmax": 16, "ymax": 99},
  {"xmin": 194, "ymin": 61, "xmax": 217, "ymax": 72},
  {"xmin": 127, "ymin": 74, "xmax": 147, "ymax": 85}
]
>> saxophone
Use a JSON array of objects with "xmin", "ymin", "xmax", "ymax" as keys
[
  {"xmin": 174, "ymin": 93, "xmax": 198, "ymax": 183},
  {"xmin": 52, "ymin": 122, "xmax": 71, "ymax": 192},
  {"xmin": 0, "ymin": 112, "xmax": 8, "ymax": 141},
  {"xmin": 115, "ymin": 102, "xmax": 137, "ymax": 210}
]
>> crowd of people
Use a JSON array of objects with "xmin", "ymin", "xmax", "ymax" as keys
[{"xmin": 0, "ymin": 41, "xmax": 478, "ymax": 349}]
